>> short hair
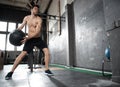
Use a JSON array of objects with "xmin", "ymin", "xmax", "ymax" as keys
[{"xmin": 31, "ymin": 5, "xmax": 39, "ymax": 9}]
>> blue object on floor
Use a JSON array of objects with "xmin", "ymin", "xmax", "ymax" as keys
[{"xmin": 105, "ymin": 47, "xmax": 110, "ymax": 60}]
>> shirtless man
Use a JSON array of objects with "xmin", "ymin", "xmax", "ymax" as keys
[{"xmin": 5, "ymin": 5, "xmax": 53, "ymax": 80}]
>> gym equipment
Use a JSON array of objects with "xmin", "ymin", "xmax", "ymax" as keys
[
  {"xmin": 9, "ymin": 29, "xmax": 25, "ymax": 46},
  {"xmin": 105, "ymin": 47, "xmax": 110, "ymax": 60},
  {"xmin": 28, "ymin": 47, "xmax": 45, "ymax": 72}
]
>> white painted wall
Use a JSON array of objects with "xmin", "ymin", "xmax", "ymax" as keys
[
  {"xmin": 48, "ymin": 0, "xmax": 74, "ymax": 16},
  {"xmin": 48, "ymin": 0, "xmax": 74, "ymax": 30}
]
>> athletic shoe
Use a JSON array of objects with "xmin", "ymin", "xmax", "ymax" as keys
[
  {"xmin": 45, "ymin": 69, "xmax": 54, "ymax": 76},
  {"xmin": 5, "ymin": 72, "xmax": 13, "ymax": 80}
]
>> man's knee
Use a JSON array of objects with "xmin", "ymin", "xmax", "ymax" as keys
[{"xmin": 19, "ymin": 51, "xmax": 28, "ymax": 58}]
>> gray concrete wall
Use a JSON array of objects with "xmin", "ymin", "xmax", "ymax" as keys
[
  {"xmin": 48, "ymin": 0, "xmax": 120, "ymax": 74},
  {"xmin": 103, "ymin": 0, "xmax": 120, "ymax": 83},
  {"xmin": 109, "ymin": 28, "xmax": 120, "ymax": 83},
  {"xmin": 73, "ymin": 0, "xmax": 110, "ymax": 70},
  {"xmin": 48, "ymin": 0, "xmax": 112, "ymax": 71}
]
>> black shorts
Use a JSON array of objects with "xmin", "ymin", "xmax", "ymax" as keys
[{"xmin": 23, "ymin": 37, "xmax": 48, "ymax": 53}]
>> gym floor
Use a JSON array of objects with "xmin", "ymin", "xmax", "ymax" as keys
[{"xmin": 0, "ymin": 64, "xmax": 120, "ymax": 87}]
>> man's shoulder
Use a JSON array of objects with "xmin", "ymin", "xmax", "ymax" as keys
[
  {"xmin": 37, "ymin": 15, "xmax": 41, "ymax": 19},
  {"xmin": 37, "ymin": 16, "xmax": 42, "ymax": 21},
  {"xmin": 23, "ymin": 15, "xmax": 30, "ymax": 21},
  {"xmin": 25, "ymin": 15, "xmax": 30, "ymax": 18}
]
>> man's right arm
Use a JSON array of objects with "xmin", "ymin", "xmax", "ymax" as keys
[{"xmin": 17, "ymin": 16, "xmax": 27, "ymax": 30}]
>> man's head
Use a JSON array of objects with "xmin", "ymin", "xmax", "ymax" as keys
[{"xmin": 31, "ymin": 5, "xmax": 39, "ymax": 15}]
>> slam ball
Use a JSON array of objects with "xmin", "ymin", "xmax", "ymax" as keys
[
  {"xmin": 105, "ymin": 47, "xmax": 110, "ymax": 60},
  {"xmin": 9, "ymin": 29, "xmax": 25, "ymax": 46}
]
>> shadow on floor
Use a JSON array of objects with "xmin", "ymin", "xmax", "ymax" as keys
[{"xmin": 48, "ymin": 76, "xmax": 67, "ymax": 87}]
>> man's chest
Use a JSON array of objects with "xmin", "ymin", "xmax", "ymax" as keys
[{"xmin": 27, "ymin": 18, "xmax": 38, "ymax": 27}]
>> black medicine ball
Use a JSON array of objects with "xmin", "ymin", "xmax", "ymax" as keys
[{"xmin": 9, "ymin": 29, "xmax": 25, "ymax": 46}]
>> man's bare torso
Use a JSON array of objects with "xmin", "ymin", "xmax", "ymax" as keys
[{"xmin": 25, "ymin": 15, "xmax": 42, "ymax": 38}]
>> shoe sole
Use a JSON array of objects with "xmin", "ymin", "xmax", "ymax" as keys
[
  {"xmin": 45, "ymin": 73, "xmax": 54, "ymax": 76},
  {"xmin": 5, "ymin": 77, "xmax": 12, "ymax": 80}
]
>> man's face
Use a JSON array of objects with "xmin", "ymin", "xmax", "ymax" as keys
[{"xmin": 31, "ymin": 6, "xmax": 39, "ymax": 15}]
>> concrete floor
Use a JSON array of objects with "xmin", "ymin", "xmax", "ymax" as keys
[{"xmin": 0, "ymin": 64, "xmax": 120, "ymax": 87}]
